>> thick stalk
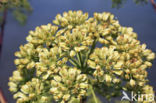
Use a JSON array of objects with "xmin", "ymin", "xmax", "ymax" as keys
[
  {"xmin": 151, "ymin": 0, "xmax": 156, "ymax": 11},
  {"xmin": 90, "ymin": 85, "xmax": 98, "ymax": 103},
  {"xmin": 0, "ymin": 88, "xmax": 7, "ymax": 103},
  {"xmin": 0, "ymin": 8, "xmax": 7, "ymax": 56}
]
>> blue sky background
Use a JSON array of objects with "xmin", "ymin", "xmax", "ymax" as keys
[{"xmin": 0, "ymin": 0, "xmax": 156, "ymax": 102}]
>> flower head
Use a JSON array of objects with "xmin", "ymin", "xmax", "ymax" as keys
[{"xmin": 9, "ymin": 11, "xmax": 155, "ymax": 103}]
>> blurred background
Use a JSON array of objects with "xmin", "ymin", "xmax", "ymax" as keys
[{"xmin": 0, "ymin": 0, "xmax": 156, "ymax": 102}]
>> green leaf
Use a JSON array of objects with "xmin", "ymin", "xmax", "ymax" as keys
[
  {"xmin": 13, "ymin": 10, "xmax": 27, "ymax": 25},
  {"xmin": 22, "ymin": 0, "xmax": 32, "ymax": 12}
]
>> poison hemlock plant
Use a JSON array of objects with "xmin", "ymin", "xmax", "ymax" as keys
[{"xmin": 8, "ymin": 10, "xmax": 155, "ymax": 103}]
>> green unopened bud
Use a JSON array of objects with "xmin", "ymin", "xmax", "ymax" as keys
[
  {"xmin": 21, "ymin": 85, "xmax": 29, "ymax": 94},
  {"xmin": 145, "ymin": 61, "xmax": 152, "ymax": 67},
  {"xmin": 63, "ymin": 94, "xmax": 70, "ymax": 101},
  {"xmin": 105, "ymin": 74, "xmax": 112, "ymax": 83},
  {"xmin": 147, "ymin": 53, "xmax": 155, "ymax": 61},
  {"xmin": 27, "ymin": 61, "xmax": 35, "ymax": 69},
  {"xmin": 114, "ymin": 61, "xmax": 123, "ymax": 69},
  {"xmin": 14, "ymin": 59, "xmax": 21, "ymax": 65},
  {"xmin": 130, "ymin": 79, "xmax": 136, "ymax": 87},
  {"xmin": 70, "ymin": 50, "xmax": 76, "ymax": 57},
  {"xmin": 54, "ymin": 76, "xmax": 62, "ymax": 82}
]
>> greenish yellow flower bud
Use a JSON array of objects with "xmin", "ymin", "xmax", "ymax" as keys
[
  {"xmin": 114, "ymin": 61, "xmax": 123, "ymax": 69},
  {"xmin": 63, "ymin": 94, "xmax": 70, "ymax": 101},
  {"xmin": 74, "ymin": 46, "xmax": 87, "ymax": 52},
  {"xmin": 70, "ymin": 50, "xmax": 76, "ymax": 57},
  {"xmin": 20, "ymin": 59, "xmax": 29, "ymax": 65},
  {"xmin": 54, "ymin": 76, "xmax": 62, "ymax": 82},
  {"xmin": 143, "ymin": 49, "xmax": 152, "ymax": 56},
  {"xmin": 14, "ymin": 59, "xmax": 21, "ymax": 65},
  {"xmin": 113, "ymin": 70, "xmax": 123, "ymax": 75},
  {"xmin": 139, "ymin": 64, "xmax": 147, "ymax": 70},
  {"xmin": 87, "ymin": 60, "xmax": 96, "ymax": 68},
  {"xmin": 113, "ymin": 78, "xmax": 120, "ymax": 83},
  {"xmin": 147, "ymin": 53, "xmax": 155, "ymax": 61},
  {"xmin": 41, "ymin": 96, "xmax": 49, "ymax": 102},
  {"xmin": 8, "ymin": 82, "xmax": 17, "ymax": 88},
  {"xmin": 13, "ymin": 70, "xmax": 23, "ymax": 81},
  {"xmin": 9, "ymin": 87, "xmax": 17, "ymax": 92},
  {"xmin": 145, "ymin": 61, "xmax": 152, "ymax": 67},
  {"xmin": 26, "ymin": 61, "xmax": 35, "ymax": 69},
  {"xmin": 143, "ymin": 85, "xmax": 154, "ymax": 94},
  {"xmin": 125, "ymin": 74, "xmax": 130, "ymax": 79},
  {"xmin": 138, "ymin": 82, "xmax": 145, "ymax": 86},
  {"xmin": 130, "ymin": 79, "xmax": 136, "ymax": 87},
  {"xmin": 29, "ymin": 93, "xmax": 35, "ymax": 99},
  {"xmin": 14, "ymin": 52, "xmax": 22, "ymax": 58},
  {"xmin": 13, "ymin": 92, "xmax": 26, "ymax": 99},
  {"xmin": 105, "ymin": 74, "xmax": 112, "ymax": 83},
  {"xmin": 50, "ymin": 88, "xmax": 58, "ymax": 94},
  {"xmin": 76, "ymin": 74, "xmax": 87, "ymax": 82},
  {"xmin": 21, "ymin": 85, "xmax": 29, "ymax": 94}
]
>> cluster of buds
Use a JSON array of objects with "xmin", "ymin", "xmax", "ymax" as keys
[
  {"xmin": 57, "ymin": 28, "xmax": 90, "ymax": 52},
  {"xmin": 53, "ymin": 10, "xmax": 88, "ymax": 27},
  {"xmin": 88, "ymin": 46, "xmax": 123, "ymax": 82},
  {"xmin": 26, "ymin": 24, "xmax": 58, "ymax": 47},
  {"xmin": 13, "ymin": 78, "xmax": 52, "ymax": 103},
  {"xmin": 14, "ymin": 43, "xmax": 37, "ymax": 70},
  {"xmin": 8, "ymin": 70, "xmax": 24, "ymax": 93},
  {"xmin": 35, "ymin": 47, "xmax": 67, "ymax": 80},
  {"xmin": 50, "ymin": 66, "xmax": 88, "ymax": 103},
  {"xmin": 9, "ymin": 10, "xmax": 155, "ymax": 103}
]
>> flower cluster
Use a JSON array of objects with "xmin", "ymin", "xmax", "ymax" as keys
[
  {"xmin": 50, "ymin": 66, "xmax": 88, "ymax": 103},
  {"xmin": 8, "ymin": 70, "xmax": 24, "ymax": 93},
  {"xmin": 13, "ymin": 78, "xmax": 52, "ymax": 103},
  {"xmin": 53, "ymin": 10, "xmax": 88, "ymax": 27},
  {"xmin": 9, "ymin": 10, "xmax": 155, "ymax": 103}
]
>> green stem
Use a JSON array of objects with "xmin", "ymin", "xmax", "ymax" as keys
[
  {"xmin": 90, "ymin": 85, "xmax": 98, "ymax": 103},
  {"xmin": 69, "ymin": 58, "xmax": 80, "ymax": 68},
  {"xmin": 83, "ymin": 39, "xmax": 97, "ymax": 72},
  {"xmin": 77, "ymin": 52, "xmax": 83, "ymax": 68},
  {"xmin": 76, "ymin": 52, "xmax": 82, "ymax": 67}
]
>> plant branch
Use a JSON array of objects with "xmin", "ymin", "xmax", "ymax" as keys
[
  {"xmin": 83, "ymin": 39, "xmax": 97, "ymax": 72},
  {"xmin": 69, "ymin": 58, "xmax": 80, "ymax": 68},
  {"xmin": 0, "ymin": 8, "xmax": 7, "ymax": 56},
  {"xmin": 0, "ymin": 88, "xmax": 7, "ymax": 103},
  {"xmin": 151, "ymin": 0, "xmax": 156, "ymax": 11},
  {"xmin": 76, "ymin": 52, "xmax": 82, "ymax": 67},
  {"xmin": 77, "ymin": 52, "xmax": 83, "ymax": 68}
]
